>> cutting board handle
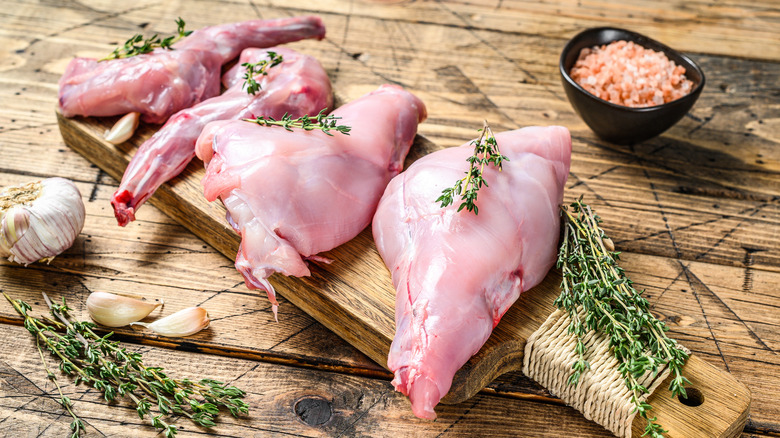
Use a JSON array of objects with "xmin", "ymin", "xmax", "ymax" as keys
[
  {"xmin": 58, "ymin": 112, "xmax": 751, "ymax": 438},
  {"xmin": 441, "ymin": 320, "xmax": 750, "ymax": 437}
]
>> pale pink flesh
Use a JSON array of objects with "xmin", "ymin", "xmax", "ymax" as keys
[
  {"xmin": 372, "ymin": 126, "xmax": 572, "ymax": 419},
  {"xmin": 110, "ymin": 47, "xmax": 333, "ymax": 226},
  {"xmin": 196, "ymin": 85, "xmax": 427, "ymax": 318},
  {"xmin": 58, "ymin": 16, "xmax": 326, "ymax": 124}
]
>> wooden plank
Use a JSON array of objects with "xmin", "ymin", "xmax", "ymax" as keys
[
  {"xmin": 5, "ymin": 0, "xmax": 775, "ymax": 62},
  {"xmin": 0, "ymin": 321, "xmax": 768, "ymax": 437},
  {"xmin": 0, "ymin": 322, "xmax": 624, "ymax": 438},
  {"xmin": 282, "ymin": 0, "xmax": 780, "ymax": 62}
]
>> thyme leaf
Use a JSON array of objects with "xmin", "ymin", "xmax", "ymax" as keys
[
  {"xmin": 2, "ymin": 291, "xmax": 249, "ymax": 437},
  {"xmin": 436, "ymin": 121, "xmax": 507, "ymax": 215},
  {"xmin": 555, "ymin": 198, "xmax": 690, "ymax": 438},
  {"xmin": 242, "ymin": 51, "xmax": 284, "ymax": 95},
  {"xmin": 244, "ymin": 109, "xmax": 351, "ymax": 136},
  {"xmin": 100, "ymin": 17, "xmax": 193, "ymax": 61}
]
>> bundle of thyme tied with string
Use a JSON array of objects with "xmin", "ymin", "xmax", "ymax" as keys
[
  {"xmin": 2, "ymin": 291, "xmax": 248, "ymax": 438},
  {"xmin": 555, "ymin": 198, "xmax": 690, "ymax": 437}
]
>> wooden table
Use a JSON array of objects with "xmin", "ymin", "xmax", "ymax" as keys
[{"xmin": 1, "ymin": 0, "xmax": 778, "ymax": 436}]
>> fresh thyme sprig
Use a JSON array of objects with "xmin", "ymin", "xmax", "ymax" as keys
[
  {"xmin": 555, "ymin": 198, "xmax": 690, "ymax": 438},
  {"xmin": 35, "ymin": 323, "xmax": 85, "ymax": 438},
  {"xmin": 242, "ymin": 52, "xmax": 284, "ymax": 95},
  {"xmin": 2, "ymin": 291, "xmax": 249, "ymax": 438},
  {"xmin": 244, "ymin": 109, "xmax": 351, "ymax": 136},
  {"xmin": 100, "ymin": 17, "xmax": 193, "ymax": 61},
  {"xmin": 436, "ymin": 121, "xmax": 507, "ymax": 215}
]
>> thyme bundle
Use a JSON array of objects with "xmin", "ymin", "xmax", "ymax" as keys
[
  {"xmin": 436, "ymin": 121, "xmax": 507, "ymax": 215},
  {"xmin": 245, "ymin": 109, "xmax": 351, "ymax": 136},
  {"xmin": 3, "ymin": 291, "xmax": 248, "ymax": 438},
  {"xmin": 100, "ymin": 17, "xmax": 192, "ymax": 61},
  {"xmin": 555, "ymin": 199, "xmax": 689, "ymax": 437},
  {"xmin": 242, "ymin": 51, "xmax": 284, "ymax": 95}
]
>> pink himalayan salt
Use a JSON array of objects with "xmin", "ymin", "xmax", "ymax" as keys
[{"xmin": 569, "ymin": 40, "xmax": 693, "ymax": 108}]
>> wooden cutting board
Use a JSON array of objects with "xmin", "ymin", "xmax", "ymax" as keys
[{"xmin": 57, "ymin": 111, "xmax": 750, "ymax": 437}]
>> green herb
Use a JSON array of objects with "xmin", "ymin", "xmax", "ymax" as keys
[
  {"xmin": 436, "ymin": 121, "xmax": 507, "ymax": 215},
  {"xmin": 245, "ymin": 109, "xmax": 351, "ymax": 136},
  {"xmin": 36, "ymin": 325, "xmax": 85, "ymax": 438},
  {"xmin": 242, "ymin": 52, "xmax": 284, "ymax": 95},
  {"xmin": 100, "ymin": 17, "xmax": 193, "ymax": 61},
  {"xmin": 555, "ymin": 198, "xmax": 690, "ymax": 438},
  {"xmin": 3, "ymin": 291, "xmax": 249, "ymax": 437}
]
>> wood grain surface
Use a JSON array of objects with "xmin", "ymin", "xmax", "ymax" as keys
[
  {"xmin": 1, "ymin": 0, "xmax": 778, "ymax": 437},
  {"xmin": 56, "ymin": 111, "xmax": 753, "ymax": 438}
]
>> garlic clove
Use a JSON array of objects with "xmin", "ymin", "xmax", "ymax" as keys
[
  {"xmin": 130, "ymin": 307, "xmax": 210, "ymax": 337},
  {"xmin": 1, "ymin": 206, "xmax": 30, "ymax": 259},
  {"xmin": 86, "ymin": 291, "xmax": 162, "ymax": 327},
  {"xmin": 0, "ymin": 178, "xmax": 85, "ymax": 265},
  {"xmin": 104, "ymin": 112, "xmax": 140, "ymax": 144}
]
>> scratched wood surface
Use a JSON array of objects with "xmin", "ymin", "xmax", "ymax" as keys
[
  {"xmin": 54, "ymin": 109, "xmax": 754, "ymax": 438},
  {"xmin": 0, "ymin": 0, "xmax": 778, "ymax": 437}
]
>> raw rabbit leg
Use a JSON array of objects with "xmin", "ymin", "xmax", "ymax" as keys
[
  {"xmin": 110, "ymin": 47, "xmax": 333, "ymax": 226},
  {"xmin": 372, "ymin": 126, "xmax": 572, "ymax": 419},
  {"xmin": 58, "ymin": 16, "xmax": 326, "ymax": 124},
  {"xmin": 195, "ymin": 85, "xmax": 427, "ymax": 317}
]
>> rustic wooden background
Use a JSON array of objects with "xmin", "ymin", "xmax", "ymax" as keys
[{"xmin": 1, "ymin": 0, "xmax": 778, "ymax": 437}]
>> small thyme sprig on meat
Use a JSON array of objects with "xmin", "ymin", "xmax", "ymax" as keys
[
  {"xmin": 436, "ymin": 121, "xmax": 507, "ymax": 215},
  {"xmin": 2, "ymin": 291, "xmax": 249, "ymax": 438},
  {"xmin": 100, "ymin": 17, "xmax": 193, "ymax": 61},
  {"xmin": 244, "ymin": 109, "xmax": 351, "ymax": 136},
  {"xmin": 242, "ymin": 51, "xmax": 284, "ymax": 95},
  {"xmin": 555, "ymin": 198, "xmax": 690, "ymax": 438}
]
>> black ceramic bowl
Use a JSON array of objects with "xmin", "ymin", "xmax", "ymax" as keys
[{"xmin": 560, "ymin": 27, "xmax": 705, "ymax": 145}]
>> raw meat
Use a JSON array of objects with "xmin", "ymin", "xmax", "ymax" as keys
[
  {"xmin": 111, "ymin": 47, "xmax": 333, "ymax": 226},
  {"xmin": 372, "ymin": 126, "xmax": 571, "ymax": 419},
  {"xmin": 58, "ymin": 16, "xmax": 326, "ymax": 124},
  {"xmin": 195, "ymin": 85, "xmax": 427, "ymax": 317}
]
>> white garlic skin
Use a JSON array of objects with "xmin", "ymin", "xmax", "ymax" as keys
[
  {"xmin": 0, "ymin": 178, "xmax": 85, "ymax": 265},
  {"xmin": 131, "ymin": 307, "xmax": 210, "ymax": 337},
  {"xmin": 86, "ymin": 291, "xmax": 162, "ymax": 327}
]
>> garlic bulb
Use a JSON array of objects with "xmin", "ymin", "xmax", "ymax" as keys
[
  {"xmin": 104, "ymin": 112, "xmax": 140, "ymax": 144},
  {"xmin": 131, "ymin": 307, "xmax": 210, "ymax": 337},
  {"xmin": 86, "ymin": 291, "xmax": 162, "ymax": 327},
  {"xmin": 0, "ymin": 178, "xmax": 85, "ymax": 265}
]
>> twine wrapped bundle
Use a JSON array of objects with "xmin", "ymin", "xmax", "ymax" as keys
[{"xmin": 523, "ymin": 309, "xmax": 688, "ymax": 437}]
